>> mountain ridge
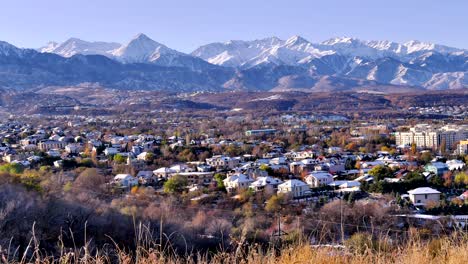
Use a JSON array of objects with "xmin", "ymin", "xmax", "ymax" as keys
[{"xmin": 0, "ymin": 34, "xmax": 465, "ymax": 92}]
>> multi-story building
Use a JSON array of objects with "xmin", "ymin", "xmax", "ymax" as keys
[
  {"xmin": 395, "ymin": 124, "xmax": 468, "ymax": 151},
  {"xmin": 38, "ymin": 140, "xmax": 66, "ymax": 151},
  {"xmin": 458, "ymin": 140, "xmax": 468, "ymax": 155},
  {"xmin": 245, "ymin": 129, "xmax": 277, "ymax": 137},
  {"xmin": 206, "ymin": 155, "xmax": 240, "ymax": 170}
]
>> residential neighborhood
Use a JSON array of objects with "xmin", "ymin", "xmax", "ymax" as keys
[{"xmin": 1, "ymin": 116, "xmax": 467, "ymax": 222}]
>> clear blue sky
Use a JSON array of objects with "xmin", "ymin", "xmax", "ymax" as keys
[{"xmin": 1, "ymin": 0, "xmax": 466, "ymax": 52}]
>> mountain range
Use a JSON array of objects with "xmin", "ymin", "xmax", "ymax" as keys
[{"xmin": 0, "ymin": 33, "xmax": 466, "ymax": 92}]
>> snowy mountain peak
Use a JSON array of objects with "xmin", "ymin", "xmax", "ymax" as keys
[
  {"xmin": 285, "ymin": 35, "xmax": 309, "ymax": 45},
  {"xmin": 111, "ymin": 33, "xmax": 178, "ymax": 63},
  {"xmin": 39, "ymin": 38, "xmax": 120, "ymax": 57},
  {"xmin": 322, "ymin": 37, "xmax": 359, "ymax": 45},
  {"xmin": 403, "ymin": 40, "xmax": 437, "ymax": 54},
  {"xmin": 130, "ymin": 33, "xmax": 154, "ymax": 43},
  {"xmin": 39, "ymin": 41, "xmax": 59, "ymax": 53}
]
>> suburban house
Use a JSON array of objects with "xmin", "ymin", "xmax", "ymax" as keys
[
  {"xmin": 289, "ymin": 159, "xmax": 316, "ymax": 175},
  {"xmin": 47, "ymin": 149, "xmax": 61, "ymax": 157},
  {"xmin": 38, "ymin": 140, "xmax": 66, "ymax": 151},
  {"xmin": 65, "ymin": 144, "xmax": 82, "ymax": 154},
  {"xmin": 408, "ymin": 187, "xmax": 441, "ymax": 206},
  {"xmin": 136, "ymin": 152, "xmax": 151, "ymax": 161},
  {"xmin": 277, "ymin": 179, "xmax": 310, "ymax": 198},
  {"xmin": 329, "ymin": 180, "xmax": 361, "ymax": 191},
  {"xmin": 424, "ymin": 162, "xmax": 449, "ymax": 176},
  {"xmin": 250, "ymin": 176, "xmax": 283, "ymax": 193},
  {"xmin": 206, "ymin": 155, "xmax": 240, "ymax": 170},
  {"xmin": 446, "ymin": 159, "xmax": 465, "ymax": 171},
  {"xmin": 223, "ymin": 173, "xmax": 253, "ymax": 193},
  {"xmin": 113, "ymin": 174, "xmax": 139, "ymax": 188},
  {"xmin": 136, "ymin": 171, "xmax": 155, "ymax": 184},
  {"xmin": 153, "ymin": 167, "xmax": 176, "ymax": 178},
  {"xmin": 104, "ymin": 147, "xmax": 119, "ymax": 156},
  {"xmin": 305, "ymin": 171, "xmax": 334, "ymax": 188},
  {"xmin": 177, "ymin": 172, "xmax": 214, "ymax": 186}
]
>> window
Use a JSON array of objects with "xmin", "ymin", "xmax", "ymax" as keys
[{"xmin": 425, "ymin": 194, "xmax": 428, "ymax": 199}]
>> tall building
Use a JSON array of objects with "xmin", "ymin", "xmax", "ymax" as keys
[
  {"xmin": 459, "ymin": 140, "xmax": 468, "ymax": 155},
  {"xmin": 395, "ymin": 124, "xmax": 468, "ymax": 151}
]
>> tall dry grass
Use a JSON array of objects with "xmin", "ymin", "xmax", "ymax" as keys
[{"xmin": 1, "ymin": 224, "xmax": 467, "ymax": 263}]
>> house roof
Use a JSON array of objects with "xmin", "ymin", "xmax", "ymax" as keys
[
  {"xmin": 307, "ymin": 171, "xmax": 333, "ymax": 180},
  {"xmin": 427, "ymin": 162, "xmax": 448, "ymax": 169},
  {"xmin": 114, "ymin": 174, "xmax": 134, "ymax": 180},
  {"xmin": 153, "ymin": 167, "xmax": 176, "ymax": 174},
  {"xmin": 278, "ymin": 179, "xmax": 308, "ymax": 188},
  {"xmin": 224, "ymin": 173, "xmax": 253, "ymax": 184},
  {"xmin": 408, "ymin": 187, "xmax": 441, "ymax": 195},
  {"xmin": 339, "ymin": 181, "xmax": 361, "ymax": 188},
  {"xmin": 251, "ymin": 176, "xmax": 282, "ymax": 187}
]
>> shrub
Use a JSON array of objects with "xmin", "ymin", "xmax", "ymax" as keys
[
  {"xmin": 163, "ymin": 174, "xmax": 188, "ymax": 194},
  {"xmin": 345, "ymin": 233, "xmax": 374, "ymax": 254},
  {"xmin": 0, "ymin": 163, "xmax": 24, "ymax": 174}
]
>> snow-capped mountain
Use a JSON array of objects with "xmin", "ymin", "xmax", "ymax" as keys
[
  {"xmin": 39, "ymin": 34, "xmax": 214, "ymax": 70},
  {"xmin": 193, "ymin": 35, "xmax": 465, "ymax": 69},
  {"xmin": 110, "ymin": 33, "xmax": 214, "ymax": 70},
  {"xmin": 318, "ymin": 37, "xmax": 463, "ymax": 60},
  {"xmin": 192, "ymin": 37, "xmax": 284, "ymax": 67},
  {"xmin": 111, "ymin": 33, "xmax": 178, "ymax": 63},
  {"xmin": 38, "ymin": 41, "xmax": 59, "ymax": 53},
  {"xmin": 191, "ymin": 35, "xmax": 466, "ymax": 90},
  {"xmin": 1, "ymin": 34, "xmax": 464, "ymax": 92},
  {"xmin": 39, "ymin": 38, "xmax": 120, "ymax": 57},
  {"xmin": 0, "ymin": 39, "xmax": 233, "ymax": 91},
  {"xmin": 192, "ymin": 36, "xmax": 334, "ymax": 68}
]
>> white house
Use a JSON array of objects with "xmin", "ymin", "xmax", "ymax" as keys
[
  {"xmin": 65, "ymin": 144, "xmax": 82, "ymax": 154},
  {"xmin": 223, "ymin": 173, "xmax": 253, "ymax": 193},
  {"xmin": 328, "ymin": 180, "xmax": 361, "ymax": 191},
  {"xmin": 137, "ymin": 152, "xmax": 150, "ymax": 161},
  {"xmin": 250, "ymin": 176, "xmax": 283, "ymax": 193},
  {"xmin": 305, "ymin": 171, "xmax": 334, "ymax": 188},
  {"xmin": 206, "ymin": 155, "xmax": 241, "ymax": 170},
  {"xmin": 104, "ymin": 147, "xmax": 118, "ymax": 156},
  {"xmin": 47, "ymin": 149, "xmax": 61, "ymax": 157},
  {"xmin": 408, "ymin": 187, "xmax": 441, "ymax": 206},
  {"xmin": 114, "ymin": 174, "xmax": 139, "ymax": 188},
  {"xmin": 153, "ymin": 167, "xmax": 176, "ymax": 178},
  {"xmin": 277, "ymin": 179, "xmax": 310, "ymax": 198},
  {"xmin": 446, "ymin": 160, "xmax": 465, "ymax": 171},
  {"xmin": 170, "ymin": 164, "xmax": 193, "ymax": 173},
  {"xmin": 136, "ymin": 171, "xmax": 155, "ymax": 184}
]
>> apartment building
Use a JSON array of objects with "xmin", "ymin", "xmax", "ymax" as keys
[{"xmin": 395, "ymin": 124, "xmax": 468, "ymax": 151}]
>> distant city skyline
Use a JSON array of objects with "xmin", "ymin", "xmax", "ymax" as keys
[{"xmin": 1, "ymin": 0, "xmax": 467, "ymax": 52}]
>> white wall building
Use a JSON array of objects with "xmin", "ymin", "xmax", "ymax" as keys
[
  {"xmin": 408, "ymin": 187, "xmax": 441, "ymax": 206},
  {"xmin": 277, "ymin": 179, "xmax": 310, "ymax": 198},
  {"xmin": 305, "ymin": 171, "xmax": 334, "ymax": 188}
]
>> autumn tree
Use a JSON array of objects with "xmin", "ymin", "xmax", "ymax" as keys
[
  {"xmin": 368, "ymin": 165, "xmax": 393, "ymax": 181},
  {"xmin": 163, "ymin": 175, "xmax": 188, "ymax": 194},
  {"xmin": 74, "ymin": 168, "xmax": 106, "ymax": 191},
  {"xmin": 265, "ymin": 194, "xmax": 286, "ymax": 213},
  {"xmin": 113, "ymin": 154, "xmax": 126, "ymax": 164},
  {"xmin": 214, "ymin": 173, "xmax": 226, "ymax": 190},
  {"xmin": 454, "ymin": 172, "xmax": 468, "ymax": 187}
]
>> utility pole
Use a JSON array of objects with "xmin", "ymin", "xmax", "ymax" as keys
[
  {"xmin": 273, "ymin": 211, "xmax": 287, "ymax": 249},
  {"xmin": 340, "ymin": 195, "xmax": 345, "ymax": 244}
]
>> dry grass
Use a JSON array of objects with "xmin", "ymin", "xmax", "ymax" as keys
[{"xmin": 1, "ymin": 224, "xmax": 468, "ymax": 263}]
